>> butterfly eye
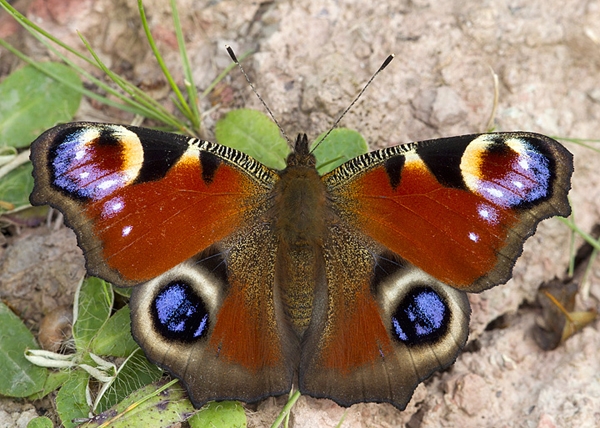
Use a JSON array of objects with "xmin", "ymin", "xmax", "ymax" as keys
[
  {"xmin": 151, "ymin": 281, "xmax": 210, "ymax": 342},
  {"xmin": 390, "ymin": 286, "xmax": 449, "ymax": 345}
]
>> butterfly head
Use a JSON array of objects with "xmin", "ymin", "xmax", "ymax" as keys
[{"xmin": 286, "ymin": 133, "xmax": 316, "ymax": 168}]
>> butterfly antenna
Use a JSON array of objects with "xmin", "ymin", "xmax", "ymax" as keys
[
  {"xmin": 312, "ymin": 54, "xmax": 395, "ymax": 152},
  {"xmin": 226, "ymin": 46, "xmax": 292, "ymax": 146}
]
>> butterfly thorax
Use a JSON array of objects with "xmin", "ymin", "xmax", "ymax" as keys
[{"xmin": 272, "ymin": 134, "xmax": 330, "ymax": 338}]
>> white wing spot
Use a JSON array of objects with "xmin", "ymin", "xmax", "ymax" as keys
[
  {"xmin": 519, "ymin": 158, "xmax": 529, "ymax": 170},
  {"xmin": 477, "ymin": 203, "xmax": 500, "ymax": 224},
  {"xmin": 98, "ymin": 179, "xmax": 118, "ymax": 190},
  {"xmin": 122, "ymin": 225, "xmax": 133, "ymax": 237},
  {"xmin": 484, "ymin": 187, "xmax": 504, "ymax": 198},
  {"xmin": 102, "ymin": 197, "xmax": 125, "ymax": 218},
  {"xmin": 469, "ymin": 232, "xmax": 479, "ymax": 242},
  {"xmin": 111, "ymin": 200, "xmax": 123, "ymax": 212}
]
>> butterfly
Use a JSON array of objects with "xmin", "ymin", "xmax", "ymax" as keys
[{"xmin": 29, "ymin": 122, "xmax": 573, "ymax": 410}]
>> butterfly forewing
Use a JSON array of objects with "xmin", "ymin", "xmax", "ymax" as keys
[
  {"xmin": 324, "ymin": 132, "xmax": 573, "ymax": 292},
  {"xmin": 30, "ymin": 123, "xmax": 278, "ymax": 286}
]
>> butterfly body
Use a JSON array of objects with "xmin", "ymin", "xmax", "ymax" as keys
[
  {"xmin": 29, "ymin": 122, "xmax": 573, "ymax": 410},
  {"xmin": 271, "ymin": 135, "xmax": 328, "ymax": 336}
]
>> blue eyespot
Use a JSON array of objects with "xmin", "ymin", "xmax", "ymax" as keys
[
  {"xmin": 151, "ymin": 282, "xmax": 209, "ymax": 342},
  {"xmin": 50, "ymin": 128, "xmax": 129, "ymax": 201},
  {"xmin": 478, "ymin": 144, "xmax": 551, "ymax": 208},
  {"xmin": 391, "ymin": 287, "xmax": 449, "ymax": 345}
]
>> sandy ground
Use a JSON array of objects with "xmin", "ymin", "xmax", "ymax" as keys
[{"xmin": 1, "ymin": 0, "xmax": 599, "ymax": 427}]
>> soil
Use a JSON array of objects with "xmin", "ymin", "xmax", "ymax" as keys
[{"xmin": 1, "ymin": 0, "xmax": 599, "ymax": 427}]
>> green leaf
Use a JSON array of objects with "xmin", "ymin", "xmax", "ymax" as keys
[
  {"xmin": 27, "ymin": 416, "xmax": 54, "ymax": 428},
  {"xmin": 0, "ymin": 62, "xmax": 82, "ymax": 148},
  {"xmin": 28, "ymin": 370, "xmax": 70, "ymax": 400},
  {"xmin": 0, "ymin": 302, "xmax": 48, "ymax": 397},
  {"xmin": 95, "ymin": 349, "xmax": 163, "ymax": 413},
  {"xmin": 73, "ymin": 278, "xmax": 113, "ymax": 353},
  {"xmin": 56, "ymin": 369, "xmax": 90, "ymax": 428},
  {"xmin": 80, "ymin": 381, "xmax": 197, "ymax": 428},
  {"xmin": 189, "ymin": 401, "xmax": 247, "ymax": 428},
  {"xmin": 112, "ymin": 284, "xmax": 132, "ymax": 299},
  {"xmin": 0, "ymin": 161, "xmax": 33, "ymax": 209},
  {"xmin": 311, "ymin": 128, "xmax": 369, "ymax": 174},
  {"xmin": 215, "ymin": 109, "xmax": 289, "ymax": 170},
  {"xmin": 91, "ymin": 306, "xmax": 138, "ymax": 357}
]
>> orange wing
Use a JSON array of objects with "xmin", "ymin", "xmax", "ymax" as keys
[
  {"xmin": 325, "ymin": 133, "xmax": 573, "ymax": 292},
  {"xmin": 298, "ymin": 132, "xmax": 572, "ymax": 409},
  {"xmin": 299, "ymin": 224, "xmax": 470, "ymax": 409},
  {"xmin": 31, "ymin": 123, "xmax": 295, "ymax": 405},
  {"xmin": 30, "ymin": 123, "xmax": 278, "ymax": 286}
]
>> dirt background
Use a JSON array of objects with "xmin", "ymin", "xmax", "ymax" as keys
[{"xmin": 1, "ymin": 0, "xmax": 599, "ymax": 427}]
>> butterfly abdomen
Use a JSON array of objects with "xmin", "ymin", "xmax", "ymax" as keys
[{"xmin": 272, "ymin": 161, "xmax": 331, "ymax": 337}]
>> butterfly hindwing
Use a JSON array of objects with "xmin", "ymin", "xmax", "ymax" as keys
[
  {"xmin": 130, "ymin": 229, "xmax": 296, "ymax": 406},
  {"xmin": 299, "ymin": 227, "xmax": 470, "ymax": 409}
]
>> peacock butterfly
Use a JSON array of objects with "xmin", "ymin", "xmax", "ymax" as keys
[{"xmin": 29, "ymin": 120, "xmax": 573, "ymax": 410}]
